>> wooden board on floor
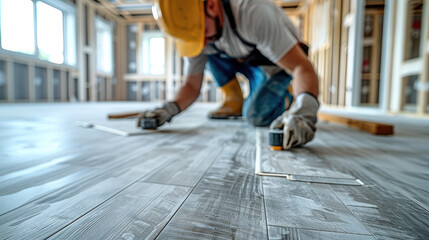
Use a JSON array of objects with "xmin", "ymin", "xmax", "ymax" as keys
[{"xmin": 318, "ymin": 112, "xmax": 394, "ymax": 135}]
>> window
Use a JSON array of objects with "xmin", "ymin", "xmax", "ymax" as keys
[
  {"xmin": 95, "ymin": 16, "xmax": 114, "ymax": 74},
  {"xmin": 405, "ymin": 0, "xmax": 423, "ymax": 60},
  {"xmin": 141, "ymin": 31, "xmax": 165, "ymax": 75},
  {"xmin": 37, "ymin": 1, "xmax": 64, "ymax": 64},
  {"xmin": 0, "ymin": 0, "xmax": 76, "ymax": 66},
  {"xmin": 0, "ymin": 0, "xmax": 35, "ymax": 54}
]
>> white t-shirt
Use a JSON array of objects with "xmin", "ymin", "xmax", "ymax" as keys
[{"xmin": 184, "ymin": 0, "xmax": 300, "ymax": 75}]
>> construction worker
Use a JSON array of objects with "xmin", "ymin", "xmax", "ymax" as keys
[{"xmin": 140, "ymin": 0, "xmax": 320, "ymax": 149}]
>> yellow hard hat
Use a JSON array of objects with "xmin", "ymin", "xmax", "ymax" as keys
[{"xmin": 152, "ymin": 0, "xmax": 205, "ymax": 57}]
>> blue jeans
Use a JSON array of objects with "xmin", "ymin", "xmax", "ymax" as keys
[{"xmin": 207, "ymin": 54, "xmax": 293, "ymax": 126}]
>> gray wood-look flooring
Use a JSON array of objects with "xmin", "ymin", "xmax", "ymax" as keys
[{"xmin": 0, "ymin": 103, "xmax": 428, "ymax": 239}]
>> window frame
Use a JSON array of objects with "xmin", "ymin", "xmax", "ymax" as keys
[
  {"xmin": 141, "ymin": 30, "xmax": 166, "ymax": 76},
  {"xmin": 0, "ymin": 0, "xmax": 77, "ymax": 67},
  {"xmin": 95, "ymin": 15, "xmax": 114, "ymax": 75}
]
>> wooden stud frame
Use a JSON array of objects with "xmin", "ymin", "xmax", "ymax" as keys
[
  {"xmin": 0, "ymin": 0, "xmax": 122, "ymax": 103},
  {"xmin": 417, "ymin": 1, "xmax": 429, "ymax": 114},
  {"xmin": 390, "ymin": 0, "xmax": 428, "ymax": 115},
  {"xmin": 338, "ymin": 0, "xmax": 351, "ymax": 106},
  {"xmin": 379, "ymin": 1, "xmax": 396, "ymax": 113}
]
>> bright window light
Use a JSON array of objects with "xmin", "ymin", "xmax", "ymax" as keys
[
  {"xmin": 142, "ymin": 31, "xmax": 165, "ymax": 75},
  {"xmin": 0, "ymin": 0, "xmax": 35, "ymax": 54},
  {"xmin": 65, "ymin": 13, "xmax": 77, "ymax": 66},
  {"xmin": 149, "ymin": 37, "xmax": 165, "ymax": 75},
  {"xmin": 95, "ymin": 16, "xmax": 113, "ymax": 74},
  {"xmin": 36, "ymin": 1, "xmax": 64, "ymax": 64}
]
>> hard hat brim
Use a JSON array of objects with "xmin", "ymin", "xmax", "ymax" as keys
[
  {"xmin": 152, "ymin": 0, "xmax": 205, "ymax": 58},
  {"xmin": 174, "ymin": 37, "xmax": 204, "ymax": 58}
]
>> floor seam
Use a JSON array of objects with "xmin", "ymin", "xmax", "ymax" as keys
[{"xmin": 328, "ymin": 184, "xmax": 378, "ymax": 239}]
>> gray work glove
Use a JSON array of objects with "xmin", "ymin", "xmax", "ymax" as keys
[
  {"xmin": 270, "ymin": 92, "xmax": 319, "ymax": 149},
  {"xmin": 137, "ymin": 101, "xmax": 181, "ymax": 128}
]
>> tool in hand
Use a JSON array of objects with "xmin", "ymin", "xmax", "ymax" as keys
[
  {"xmin": 268, "ymin": 129, "xmax": 283, "ymax": 151},
  {"xmin": 107, "ymin": 111, "xmax": 158, "ymax": 129},
  {"xmin": 139, "ymin": 117, "xmax": 158, "ymax": 130}
]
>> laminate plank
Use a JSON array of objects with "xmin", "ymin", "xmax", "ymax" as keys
[
  {"xmin": 0, "ymin": 147, "xmax": 189, "ymax": 239},
  {"xmin": 331, "ymin": 184, "xmax": 429, "ymax": 239},
  {"xmin": 0, "ymin": 164, "xmax": 95, "ymax": 215},
  {"xmin": 0, "ymin": 127, "xmax": 177, "ymax": 215},
  {"xmin": 263, "ymin": 177, "xmax": 370, "ymax": 235},
  {"xmin": 140, "ymin": 142, "xmax": 222, "ymax": 186},
  {"xmin": 268, "ymin": 226, "xmax": 375, "ymax": 240},
  {"xmin": 313, "ymin": 122, "xmax": 429, "ymax": 210},
  {"xmin": 157, "ymin": 128, "xmax": 268, "ymax": 239},
  {"xmin": 1, "ymin": 103, "xmax": 428, "ymax": 239},
  {"xmin": 139, "ymin": 120, "xmax": 246, "ymax": 187},
  {"xmin": 49, "ymin": 182, "xmax": 191, "ymax": 240},
  {"xmin": 0, "ymin": 104, "xmax": 249, "ymax": 239},
  {"xmin": 256, "ymin": 128, "xmax": 360, "ymax": 185},
  {"xmin": 0, "ymin": 118, "xmax": 141, "ymax": 175}
]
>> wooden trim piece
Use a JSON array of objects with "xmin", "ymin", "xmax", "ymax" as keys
[
  {"xmin": 318, "ymin": 112, "xmax": 394, "ymax": 135},
  {"xmin": 107, "ymin": 111, "xmax": 140, "ymax": 119}
]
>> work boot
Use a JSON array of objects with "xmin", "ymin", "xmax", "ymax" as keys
[{"xmin": 209, "ymin": 77, "xmax": 244, "ymax": 119}]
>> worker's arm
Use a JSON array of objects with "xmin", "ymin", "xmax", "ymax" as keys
[
  {"xmin": 137, "ymin": 73, "xmax": 203, "ymax": 128},
  {"xmin": 174, "ymin": 72, "xmax": 204, "ymax": 111},
  {"xmin": 276, "ymin": 44, "xmax": 318, "ymax": 97},
  {"xmin": 270, "ymin": 44, "xmax": 320, "ymax": 149}
]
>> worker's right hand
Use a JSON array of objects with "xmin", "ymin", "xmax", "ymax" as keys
[
  {"xmin": 270, "ymin": 93, "xmax": 319, "ymax": 149},
  {"xmin": 137, "ymin": 101, "xmax": 181, "ymax": 128}
]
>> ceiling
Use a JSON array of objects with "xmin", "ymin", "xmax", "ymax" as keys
[
  {"xmin": 96, "ymin": 0, "xmax": 302, "ymax": 21},
  {"xmin": 97, "ymin": 0, "xmax": 153, "ymax": 20}
]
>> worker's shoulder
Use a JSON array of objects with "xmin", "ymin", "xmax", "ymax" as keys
[
  {"xmin": 235, "ymin": 0, "xmax": 279, "ymax": 11},
  {"xmin": 235, "ymin": 0, "xmax": 283, "ymax": 20}
]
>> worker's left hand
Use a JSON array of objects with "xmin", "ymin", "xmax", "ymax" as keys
[
  {"xmin": 137, "ymin": 101, "xmax": 180, "ymax": 128},
  {"xmin": 270, "ymin": 93, "xmax": 319, "ymax": 149}
]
